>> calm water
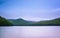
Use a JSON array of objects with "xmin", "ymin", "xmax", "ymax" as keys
[{"xmin": 0, "ymin": 26, "xmax": 60, "ymax": 38}]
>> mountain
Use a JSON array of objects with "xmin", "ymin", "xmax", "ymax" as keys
[
  {"xmin": 49, "ymin": 18, "xmax": 60, "ymax": 24},
  {"xmin": 0, "ymin": 16, "xmax": 59, "ymax": 26},
  {"xmin": 0, "ymin": 16, "xmax": 13, "ymax": 26},
  {"xmin": 8, "ymin": 18, "xmax": 35, "ymax": 25},
  {"xmin": 33, "ymin": 18, "xmax": 60, "ymax": 25},
  {"xmin": 8, "ymin": 18, "xmax": 60, "ymax": 25}
]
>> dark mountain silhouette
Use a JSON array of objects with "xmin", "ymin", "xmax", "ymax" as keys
[{"xmin": 0, "ymin": 16, "xmax": 13, "ymax": 26}]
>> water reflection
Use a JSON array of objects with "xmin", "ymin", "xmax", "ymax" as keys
[{"xmin": 0, "ymin": 26, "xmax": 60, "ymax": 38}]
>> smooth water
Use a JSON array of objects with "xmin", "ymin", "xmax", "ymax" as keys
[{"xmin": 0, "ymin": 26, "xmax": 60, "ymax": 38}]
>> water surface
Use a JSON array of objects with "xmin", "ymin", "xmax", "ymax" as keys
[{"xmin": 0, "ymin": 26, "xmax": 60, "ymax": 38}]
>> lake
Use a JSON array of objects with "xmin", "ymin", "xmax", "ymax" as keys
[{"xmin": 0, "ymin": 26, "xmax": 60, "ymax": 38}]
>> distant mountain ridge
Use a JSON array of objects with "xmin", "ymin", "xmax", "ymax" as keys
[
  {"xmin": 8, "ymin": 18, "xmax": 35, "ymax": 25},
  {"xmin": 8, "ymin": 18, "xmax": 60, "ymax": 25},
  {"xmin": 0, "ymin": 16, "xmax": 60, "ymax": 26},
  {"xmin": 33, "ymin": 18, "xmax": 60, "ymax": 25}
]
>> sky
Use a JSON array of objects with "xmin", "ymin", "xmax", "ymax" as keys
[{"xmin": 0, "ymin": 0, "xmax": 60, "ymax": 21}]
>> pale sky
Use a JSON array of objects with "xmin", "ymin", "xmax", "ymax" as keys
[{"xmin": 0, "ymin": 0, "xmax": 60, "ymax": 21}]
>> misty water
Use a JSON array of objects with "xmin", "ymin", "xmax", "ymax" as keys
[{"xmin": 0, "ymin": 26, "xmax": 60, "ymax": 38}]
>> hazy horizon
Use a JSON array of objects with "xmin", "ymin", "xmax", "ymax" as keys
[{"xmin": 0, "ymin": 0, "xmax": 60, "ymax": 21}]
